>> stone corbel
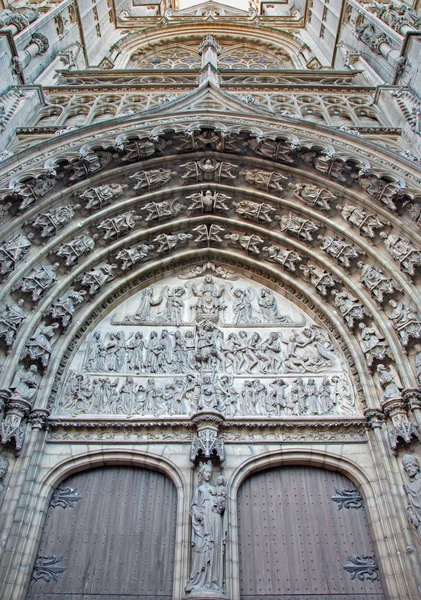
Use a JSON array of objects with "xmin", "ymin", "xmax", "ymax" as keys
[
  {"xmin": 190, "ymin": 410, "xmax": 225, "ymax": 465},
  {"xmin": 0, "ymin": 397, "xmax": 32, "ymax": 456},
  {"xmin": 383, "ymin": 397, "xmax": 421, "ymax": 455}
]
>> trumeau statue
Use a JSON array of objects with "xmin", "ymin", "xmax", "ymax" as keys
[
  {"xmin": 185, "ymin": 461, "xmax": 227, "ymax": 598},
  {"xmin": 58, "ymin": 273, "xmax": 357, "ymax": 419}
]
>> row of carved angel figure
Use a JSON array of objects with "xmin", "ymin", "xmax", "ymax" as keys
[
  {"xmin": 59, "ymin": 371, "xmax": 355, "ymax": 418},
  {"xmin": 83, "ymin": 322, "xmax": 338, "ymax": 376},
  {"xmin": 116, "ymin": 279, "xmax": 294, "ymax": 326},
  {"xmin": 1, "ymin": 162, "xmax": 420, "ymax": 279},
  {"xmin": 1, "ymin": 126, "xmax": 414, "ymax": 216}
]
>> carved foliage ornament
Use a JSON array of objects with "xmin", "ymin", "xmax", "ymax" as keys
[
  {"xmin": 32, "ymin": 555, "xmax": 67, "ymax": 582},
  {"xmin": 343, "ymin": 555, "xmax": 379, "ymax": 582}
]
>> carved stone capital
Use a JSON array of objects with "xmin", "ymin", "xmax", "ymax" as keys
[
  {"xmin": 403, "ymin": 388, "xmax": 421, "ymax": 412},
  {"xmin": 7, "ymin": 397, "xmax": 32, "ymax": 417},
  {"xmin": 29, "ymin": 409, "xmax": 50, "ymax": 429},
  {"xmin": 382, "ymin": 397, "xmax": 406, "ymax": 419},
  {"xmin": 363, "ymin": 408, "xmax": 385, "ymax": 429},
  {"xmin": 30, "ymin": 33, "xmax": 49, "ymax": 55}
]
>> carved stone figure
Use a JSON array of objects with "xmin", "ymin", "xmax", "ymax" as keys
[
  {"xmin": 84, "ymin": 333, "xmax": 106, "ymax": 372},
  {"xmin": 0, "ymin": 299, "xmax": 25, "ymax": 350},
  {"xmin": 0, "ymin": 234, "xmax": 31, "ymax": 277},
  {"xmin": 194, "ymin": 224, "xmax": 225, "ymax": 244},
  {"xmin": 196, "ymin": 321, "xmax": 224, "ymax": 369},
  {"xmin": 12, "ymin": 174, "xmax": 55, "ymax": 212},
  {"xmin": 290, "ymin": 183, "xmax": 336, "ymax": 211},
  {"xmin": 299, "ymin": 263, "xmax": 339, "ymax": 296},
  {"xmin": 377, "ymin": 364, "xmax": 402, "ymax": 402},
  {"xmin": 264, "ymin": 245, "xmax": 303, "ymax": 271},
  {"xmin": 97, "ymin": 210, "xmax": 140, "ymax": 240},
  {"xmin": 234, "ymin": 200, "xmax": 276, "ymax": 223},
  {"xmin": 181, "ymin": 158, "xmax": 238, "ymax": 183},
  {"xmin": 130, "ymin": 168, "xmax": 175, "ymax": 191},
  {"xmin": 380, "ymin": 233, "xmax": 421, "ymax": 277},
  {"xmin": 389, "ymin": 300, "xmax": 421, "ymax": 346},
  {"xmin": 225, "ymin": 233, "xmax": 263, "ymax": 254},
  {"xmin": 141, "ymin": 199, "xmax": 183, "ymax": 221},
  {"xmin": 403, "ymin": 454, "xmax": 421, "ymax": 541},
  {"xmin": 332, "ymin": 290, "xmax": 369, "ymax": 330},
  {"xmin": 76, "ymin": 264, "xmax": 117, "ymax": 295},
  {"xmin": 10, "ymin": 364, "xmax": 40, "ymax": 402},
  {"xmin": 65, "ymin": 150, "xmax": 110, "ymax": 181},
  {"xmin": 415, "ymin": 345, "xmax": 421, "ymax": 387},
  {"xmin": 0, "ymin": 456, "xmax": 9, "ymax": 494},
  {"xmin": 279, "ymin": 213, "xmax": 319, "ymax": 241},
  {"xmin": 232, "ymin": 288, "xmax": 254, "ymax": 325},
  {"xmin": 358, "ymin": 173, "xmax": 400, "ymax": 212},
  {"xmin": 27, "ymin": 205, "xmax": 77, "ymax": 239},
  {"xmin": 23, "ymin": 323, "xmax": 58, "ymax": 368},
  {"xmin": 258, "ymin": 288, "xmax": 291, "ymax": 323},
  {"xmin": 359, "ymin": 263, "xmax": 402, "ymax": 303},
  {"xmin": 52, "ymin": 233, "xmax": 96, "ymax": 267},
  {"xmin": 243, "ymin": 168, "xmax": 287, "ymax": 193},
  {"xmin": 359, "ymin": 324, "xmax": 391, "ymax": 370},
  {"xmin": 135, "ymin": 287, "xmax": 165, "ymax": 322},
  {"xmin": 78, "ymin": 183, "xmax": 127, "ymax": 211},
  {"xmin": 13, "ymin": 263, "xmax": 58, "ymax": 302},
  {"xmin": 339, "ymin": 205, "xmax": 389, "ymax": 238},
  {"xmin": 192, "ymin": 277, "xmax": 226, "ymax": 324},
  {"xmin": 185, "ymin": 461, "xmax": 227, "ymax": 597},
  {"xmin": 46, "ymin": 290, "xmax": 86, "ymax": 329},
  {"xmin": 318, "ymin": 235, "xmax": 361, "ymax": 268},
  {"xmin": 248, "ymin": 136, "xmax": 296, "ymax": 164},
  {"xmin": 187, "ymin": 190, "xmax": 230, "ymax": 213},
  {"xmin": 117, "ymin": 136, "xmax": 164, "ymax": 162},
  {"xmin": 114, "ymin": 243, "xmax": 154, "ymax": 270},
  {"xmin": 153, "ymin": 232, "xmax": 192, "ymax": 253}
]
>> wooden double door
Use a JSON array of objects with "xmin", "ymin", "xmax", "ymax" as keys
[
  {"xmin": 26, "ymin": 466, "xmax": 177, "ymax": 600},
  {"xmin": 238, "ymin": 465, "xmax": 386, "ymax": 600},
  {"xmin": 27, "ymin": 464, "xmax": 386, "ymax": 600}
]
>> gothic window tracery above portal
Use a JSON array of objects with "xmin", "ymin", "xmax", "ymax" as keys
[{"xmin": 56, "ymin": 270, "xmax": 358, "ymax": 420}]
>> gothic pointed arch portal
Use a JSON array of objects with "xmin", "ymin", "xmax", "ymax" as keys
[{"xmin": 0, "ymin": 99, "xmax": 421, "ymax": 600}]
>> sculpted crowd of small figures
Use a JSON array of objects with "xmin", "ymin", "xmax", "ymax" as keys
[
  {"xmin": 60, "ymin": 371, "xmax": 355, "ymax": 418},
  {"xmin": 83, "ymin": 323, "xmax": 337, "ymax": 376}
]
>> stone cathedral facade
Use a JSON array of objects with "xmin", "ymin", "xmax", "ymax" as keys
[{"xmin": 1, "ymin": 0, "xmax": 421, "ymax": 597}]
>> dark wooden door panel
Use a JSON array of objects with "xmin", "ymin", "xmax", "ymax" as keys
[
  {"xmin": 238, "ymin": 466, "xmax": 385, "ymax": 600},
  {"xmin": 26, "ymin": 466, "xmax": 177, "ymax": 600}
]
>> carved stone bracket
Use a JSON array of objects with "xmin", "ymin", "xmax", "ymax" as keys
[
  {"xmin": 0, "ymin": 397, "xmax": 31, "ymax": 456},
  {"xmin": 363, "ymin": 408, "xmax": 385, "ymax": 429},
  {"xmin": 190, "ymin": 410, "xmax": 225, "ymax": 465},
  {"xmin": 382, "ymin": 396, "xmax": 421, "ymax": 455}
]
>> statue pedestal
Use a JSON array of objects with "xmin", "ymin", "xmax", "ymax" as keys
[{"xmin": 184, "ymin": 591, "xmax": 228, "ymax": 600}]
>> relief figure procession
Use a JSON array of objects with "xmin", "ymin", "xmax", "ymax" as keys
[{"xmin": 57, "ymin": 274, "xmax": 357, "ymax": 419}]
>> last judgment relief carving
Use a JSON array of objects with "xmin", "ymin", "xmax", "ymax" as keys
[{"xmin": 57, "ymin": 269, "xmax": 357, "ymax": 419}]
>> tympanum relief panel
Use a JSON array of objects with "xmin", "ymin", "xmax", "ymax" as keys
[{"xmin": 55, "ymin": 271, "xmax": 358, "ymax": 420}]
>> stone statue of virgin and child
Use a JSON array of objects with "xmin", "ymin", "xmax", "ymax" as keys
[{"xmin": 185, "ymin": 461, "xmax": 228, "ymax": 599}]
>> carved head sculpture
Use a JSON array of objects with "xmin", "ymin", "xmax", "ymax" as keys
[
  {"xmin": 198, "ymin": 460, "xmax": 213, "ymax": 483},
  {"xmin": 403, "ymin": 454, "xmax": 420, "ymax": 479},
  {"xmin": 0, "ymin": 457, "xmax": 9, "ymax": 482},
  {"xmin": 216, "ymin": 475, "xmax": 226, "ymax": 487}
]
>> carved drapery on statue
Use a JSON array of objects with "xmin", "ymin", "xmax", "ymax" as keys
[
  {"xmin": 55, "ymin": 269, "xmax": 358, "ymax": 420},
  {"xmin": 186, "ymin": 461, "xmax": 227, "ymax": 599}
]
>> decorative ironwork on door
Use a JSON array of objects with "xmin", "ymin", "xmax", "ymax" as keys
[
  {"xmin": 26, "ymin": 466, "xmax": 177, "ymax": 600},
  {"xmin": 237, "ymin": 465, "xmax": 385, "ymax": 600}
]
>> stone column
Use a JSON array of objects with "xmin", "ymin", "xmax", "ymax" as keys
[
  {"xmin": 0, "ymin": 7, "xmax": 39, "ymax": 36},
  {"xmin": 13, "ymin": 33, "xmax": 49, "ymax": 74},
  {"xmin": 365, "ymin": 407, "xmax": 421, "ymax": 594}
]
